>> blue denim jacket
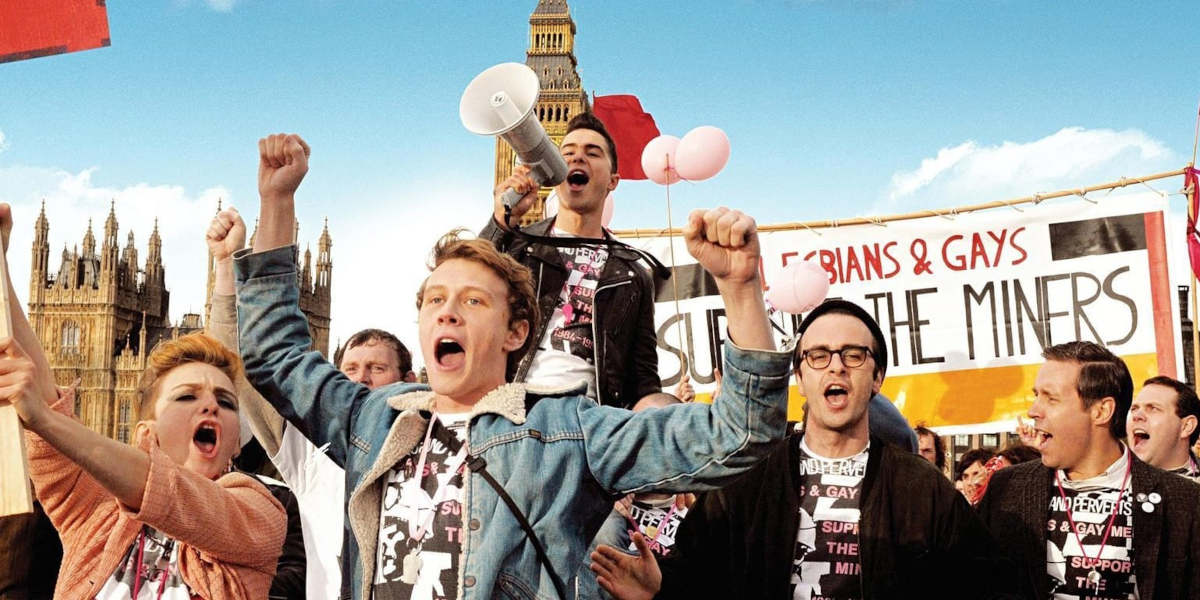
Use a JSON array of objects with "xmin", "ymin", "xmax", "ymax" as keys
[{"xmin": 234, "ymin": 246, "xmax": 793, "ymax": 600}]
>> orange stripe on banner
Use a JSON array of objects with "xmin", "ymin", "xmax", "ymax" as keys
[
  {"xmin": 1144, "ymin": 211, "xmax": 1177, "ymax": 378},
  {"xmin": 695, "ymin": 352, "xmax": 1161, "ymax": 427}
]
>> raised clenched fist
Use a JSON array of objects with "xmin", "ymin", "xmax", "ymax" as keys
[{"xmin": 258, "ymin": 133, "xmax": 310, "ymax": 202}]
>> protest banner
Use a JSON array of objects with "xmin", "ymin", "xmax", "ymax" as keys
[
  {"xmin": 0, "ymin": 0, "xmax": 111, "ymax": 64},
  {"xmin": 0, "ymin": 241, "xmax": 31, "ymax": 516},
  {"xmin": 622, "ymin": 195, "xmax": 1182, "ymax": 432}
]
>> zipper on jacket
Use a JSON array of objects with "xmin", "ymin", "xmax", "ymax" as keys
[
  {"xmin": 459, "ymin": 417, "xmax": 473, "ymax": 599},
  {"xmin": 590, "ymin": 277, "xmax": 633, "ymax": 404}
]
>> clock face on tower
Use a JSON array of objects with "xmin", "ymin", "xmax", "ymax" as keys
[{"xmin": 495, "ymin": 0, "xmax": 589, "ymax": 226}]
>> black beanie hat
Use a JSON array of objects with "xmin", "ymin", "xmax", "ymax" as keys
[{"xmin": 796, "ymin": 299, "xmax": 889, "ymax": 375}]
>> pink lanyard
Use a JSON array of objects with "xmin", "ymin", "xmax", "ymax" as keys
[
  {"xmin": 406, "ymin": 415, "xmax": 470, "ymax": 545},
  {"xmin": 130, "ymin": 529, "xmax": 171, "ymax": 600},
  {"xmin": 625, "ymin": 501, "xmax": 679, "ymax": 545},
  {"xmin": 1054, "ymin": 457, "xmax": 1132, "ymax": 580}
]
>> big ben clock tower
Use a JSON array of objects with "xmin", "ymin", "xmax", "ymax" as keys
[{"xmin": 493, "ymin": 0, "xmax": 590, "ymax": 225}]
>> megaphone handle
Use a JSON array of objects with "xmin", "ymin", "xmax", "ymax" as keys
[{"xmin": 500, "ymin": 187, "xmax": 524, "ymax": 210}]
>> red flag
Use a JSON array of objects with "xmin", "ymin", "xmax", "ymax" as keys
[
  {"xmin": 592, "ymin": 95, "xmax": 661, "ymax": 181},
  {"xmin": 1187, "ymin": 167, "xmax": 1200, "ymax": 279},
  {"xmin": 0, "ymin": 1, "xmax": 111, "ymax": 65}
]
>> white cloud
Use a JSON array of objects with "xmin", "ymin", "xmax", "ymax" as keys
[
  {"xmin": 0, "ymin": 130, "xmax": 8, "ymax": 153},
  {"xmin": 0, "ymin": 164, "xmax": 230, "ymax": 326},
  {"xmin": 319, "ymin": 180, "xmax": 482, "ymax": 372},
  {"xmin": 879, "ymin": 127, "xmax": 1175, "ymax": 213},
  {"xmin": 887, "ymin": 141, "xmax": 977, "ymax": 201},
  {"xmin": 0, "ymin": 158, "xmax": 485, "ymax": 374},
  {"xmin": 172, "ymin": 0, "xmax": 236, "ymax": 12}
]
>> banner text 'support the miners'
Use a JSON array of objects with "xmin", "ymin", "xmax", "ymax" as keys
[{"xmin": 624, "ymin": 197, "xmax": 1181, "ymax": 432}]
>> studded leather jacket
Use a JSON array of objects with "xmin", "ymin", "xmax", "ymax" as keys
[{"xmin": 481, "ymin": 216, "xmax": 661, "ymax": 408}]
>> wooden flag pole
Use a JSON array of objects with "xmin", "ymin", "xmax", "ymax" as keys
[
  {"xmin": 1190, "ymin": 184, "xmax": 1199, "ymax": 387},
  {"xmin": 615, "ymin": 168, "xmax": 1191, "ymax": 238},
  {"xmin": 1190, "ymin": 99, "xmax": 1199, "ymax": 388},
  {"xmin": 0, "ymin": 241, "xmax": 32, "ymax": 517}
]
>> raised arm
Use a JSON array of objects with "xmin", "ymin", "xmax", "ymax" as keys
[
  {"xmin": 0, "ymin": 205, "xmax": 153, "ymax": 511},
  {"xmin": 683, "ymin": 207, "xmax": 772, "ymax": 352},
  {"xmin": 236, "ymin": 134, "xmax": 373, "ymax": 465},
  {"xmin": 582, "ymin": 208, "xmax": 791, "ymax": 494},
  {"xmin": 253, "ymin": 133, "xmax": 309, "ymax": 253},
  {"xmin": 206, "ymin": 207, "xmax": 286, "ymax": 455}
]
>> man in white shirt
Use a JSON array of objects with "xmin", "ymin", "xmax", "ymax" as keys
[
  {"xmin": 207, "ymin": 207, "xmax": 413, "ymax": 599},
  {"xmin": 979, "ymin": 342, "xmax": 1200, "ymax": 599}
]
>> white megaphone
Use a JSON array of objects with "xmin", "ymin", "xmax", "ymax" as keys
[{"xmin": 460, "ymin": 62, "xmax": 568, "ymax": 210}]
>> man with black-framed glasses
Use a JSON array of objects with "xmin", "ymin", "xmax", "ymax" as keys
[{"xmin": 591, "ymin": 299, "xmax": 1001, "ymax": 599}]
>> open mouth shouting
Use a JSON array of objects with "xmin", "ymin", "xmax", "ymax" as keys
[
  {"xmin": 1130, "ymin": 428, "xmax": 1150, "ymax": 451},
  {"xmin": 823, "ymin": 382, "xmax": 849, "ymax": 410},
  {"xmin": 566, "ymin": 169, "xmax": 589, "ymax": 190},
  {"xmin": 434, "ymin": 337, "xmax": 466, "ymax": 370},
  {"xmin": 192, "ymin": 420, "xmax": 221, "ymax": 458},
  {"xmin": 1033, "ymin": 428, "xmax": 1053, "ymax": 451}
]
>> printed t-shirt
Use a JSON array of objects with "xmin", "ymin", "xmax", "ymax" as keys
[
  {"xmin": 791, "ymin": 438, "xmax": 867, "ymax": 600},
  {"xmin": 95, "ymin": 526, "xmax": 192, "ymax": 599},
  {"xmin": 525, "ymin": 230, "xmax": 609, "ymax": 396},
  {"xmin": 622, "ymin": 494, "xmax": 689, "ymax": 558},
  {"xmin": 1046, "ymin": 449, "xmax": 1138, "ymax": 599},
  {"xmin": 373, "ymin": 412, "xmax": 470, "ymax": 600}
]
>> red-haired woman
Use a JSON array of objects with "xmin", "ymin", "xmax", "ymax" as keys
[{"xmin": 0, "ymin": 205, "xmax": 285, "ymax": 599}]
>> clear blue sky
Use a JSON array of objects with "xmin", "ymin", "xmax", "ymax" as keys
[{"xmin": 2, "ymin": 0, "xmax": 1198, "ymax": 351}]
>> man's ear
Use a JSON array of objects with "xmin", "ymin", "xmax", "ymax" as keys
[
  {"xmin": 403, "ymin": 371, "xmax": 417, "ymax": 383},
  {"xmin": 1091, "ymin": 397, "xmax": 1117, "ymax": 429},
  {"xmin": 1181, "ymin": 414, "xmax": 1198, "ymax": 442},
  {"xmin": 607, "ymin": 171, "xmax": 620, "ymax": 193},
  {"xmin": 504, "ymin": 319, "xmax": 530, "ymax": 353}
]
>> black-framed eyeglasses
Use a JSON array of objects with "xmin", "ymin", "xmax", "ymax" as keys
[{"xmin": 800, "ymin": 345, "xmax": 873, "ymax": 369}]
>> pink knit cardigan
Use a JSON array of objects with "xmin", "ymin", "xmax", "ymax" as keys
[{"xmin": 26, "ymin": 394, "xmax": 286, "ymax": 599}]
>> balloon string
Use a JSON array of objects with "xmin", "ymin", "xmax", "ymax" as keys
[{"xmin": 664, "ymin": 158, "xmax": 688, "ymax": 377}]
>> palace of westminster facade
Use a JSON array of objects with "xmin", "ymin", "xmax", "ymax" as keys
[
  {"xmin": 27, "ymin": 201, "xmax": 332, "ymax": 442},
  {"xmin": 29, "ymin": 0, "xmax": 588, "ymax": 442}
]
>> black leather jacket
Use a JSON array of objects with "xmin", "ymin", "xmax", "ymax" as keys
[
  {"xmin": 659, "ymin": 435, "xmax": 1002, "ymax": 599},
  {"xmin": 481, "ymin": 216, "xmax": 660, "ymax": 409}
]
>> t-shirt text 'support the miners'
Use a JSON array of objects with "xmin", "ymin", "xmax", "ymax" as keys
[{"xmin": 791, "ymin": 439, "xmax": 867, "ymax": 600}]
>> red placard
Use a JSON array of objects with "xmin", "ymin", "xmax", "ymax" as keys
[{"xmin": 0, "ymin": 0, "xmax": 110, "ymax": 64}]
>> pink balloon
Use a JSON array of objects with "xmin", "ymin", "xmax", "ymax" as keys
[
  {"xmin": 640, "ymin": 135, "xmax": 681, "ymax": 185},
  {"xmin": 675, "ymin": 126, "xmax": 730, "ymax": 181},
  {"xmin": 602, "ymin": 193, "xmax": 614, "ymax": 227},
  {"xmin": 766, "ymin": 260, "xmax": 830, "ymax": 314},
  {"xmin": 544, "ymin": 192, "xmax": 559, "ymax": 219}
]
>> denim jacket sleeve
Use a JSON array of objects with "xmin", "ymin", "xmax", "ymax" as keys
[
  {"xmin": 579, "ymin": 339, "xmax": 793, "ymax": 495},
  {"xmin": 234, "ymin": 245, "xmax": 369, "ymax": 467},
  {"xmin": 209, "ymin": 292, "xmax": 287, "ymax": 457}
]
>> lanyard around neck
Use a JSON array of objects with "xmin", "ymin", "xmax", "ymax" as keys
[
  {"xmin": 131, "ymin": 529, "xmax": 171, "ymax": 600},
  {"xmin": 406, "ymin": 414, "xmax": 470, "ymax": 545},
  {"xmin": 1054, "ymin": 456, "xmax": 1132, "ymax": 572},
  {"xmin": 624, "ymin": 499, "xmax": 680, "ymax": 545}
]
